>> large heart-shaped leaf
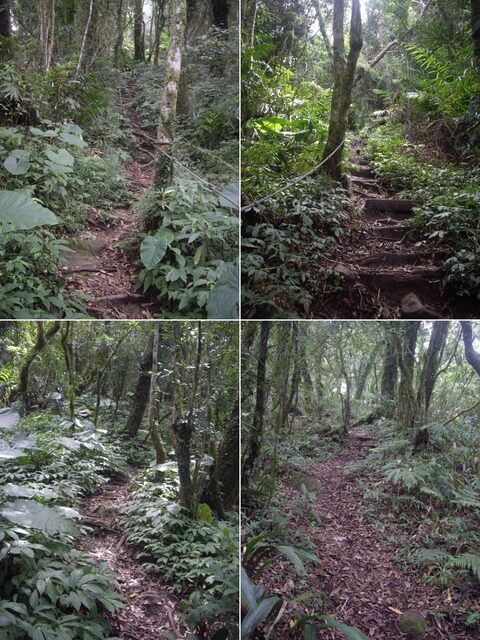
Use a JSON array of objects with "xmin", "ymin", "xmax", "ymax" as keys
[
  {"xmin": 59, "ymin": 131, "xmax": 87, "ymax": 147},
  {"xmin": 0, "ymin": 190, "xmax": 58, "ymax": 231},
  {"xmin": 0, "ymin": 500, "xmax": 79, "ymax": 535},
  {"xmin": 45, "ymin": 149, "xmax": 74, "ymax": 167},
  {"xmin": 140, "ymin": 229, "xmax": 175, "ymax": 269},
  {"xmin": 2, "ymin": 484, "xmax": 58, "ymax": 499},
  {"xmin": 4, "ymin": 150, "xmax": 30, "ymax": 175}
]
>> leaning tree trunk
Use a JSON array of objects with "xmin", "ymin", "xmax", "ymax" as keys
[
  {"xmin": 395, "ymin": 322, "xmax": 420, "ymax": 430},
  {"xmin": 320, "ymin": 0, "xmax": 362, "ymax": 180},
  {"xmin": 381, "ymin": 322, "xmax": 399, "ymax": 406},
  {"xmin": 416, "ymin": 321, "xmax": 450, "ymax": 424},
  {"xmin": 461, "ymin": 321, "xmax": 480, "ymax": 377},
  {"xmin": 154, "ymin": 0, "xmax": 187, "ymax": 189},
  {"xmin": 124, "ymin": 333, "xmax": 154, "ymax": 437},
  {"xmin": 10, "ymin": 322, "xmax": 61, "ymax": 403}
]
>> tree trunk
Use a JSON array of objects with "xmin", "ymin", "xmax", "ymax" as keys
[
  {"xmin": 124, "ymin": 333, "xmax": 154, "ymax": 437},
  {"xmin": 10, "ymin": 322, "xmax": 61, "ymax": 403},
  {"xmin": 134, "ymin": 0, "xmax": 145, "ymax": 61},
  {"xmin": 113, "ymin": 0, "xmax": 125, "ymax": 68},
  {"xmin": 416, "ymin": 321, "xmax": 450, "ymax": 423},
  {"xmin": 395, "ymin": 322, "xmax": 420, "ymax": 430},
  {"xmin": 242, "ymin": 321, "xmax": 270, "ymax": 483},
  {"xmin": 244, "ymin": 0, "xmax": 257, "ymax": 47},
  {"xmin": 74, "ymin": 0, "xmax": 94, "ymax": 79},
  {"xmin": 381, "ymin": 322, "xmax": 398, "ymax": 405},
  {"xmin": 61, "ymin": 323, "xmax": 76, "ymax": 421},
  {"xmin": 472, "ymin": 0, "xmax": 480, "ymax": 66},
  {"xmin": 148, "ymin": 322, "xmax": 167, "ymax": 476},
  {"xmin": 155, "ymin": 0, "xmax": 187, "ymax": 188},
  {"xmin": 313, "ymin": 0, "xmax": 332, "ymax": 59},
  {"xmin": 461, "ymin": 321, "xmax": 480, "ymax": 376},
  {"xmin": 354, "ymin": 350, "xmax": 376, "ymax": 401},
  {"xmin": 320, "ymin": 0, "xmax": 362, "ymax": 180},
  {"xmin": 0, "ymin": 0, "xmax": 10, "ymax": 37},
  {"xmin": 39, "ymin": 0, "xmax": 56, "ymax": 72}
]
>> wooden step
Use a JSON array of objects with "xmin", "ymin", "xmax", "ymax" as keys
[
  {"xmin": 357, "ymin": 252, "xmax": 423, "ymax": 267},
  {"xmin": 369, "ymin": 224, "xmax": 411, "ymax": 241},
  {"xmin": 357, "ymin": 267, "xmax": 444, "ymax": 289},
  {"xmin": 363, "ymin": 209, "xmax": 412, "ymax": 223},
  {"xmin": 351, "ymin": 165, "xmax": 374, "ymax": 179}
]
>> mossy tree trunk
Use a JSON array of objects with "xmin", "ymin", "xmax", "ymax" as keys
[
  {"xmin": 416, "ymin": 321, "xmax": 450, "ymax": 424},
  {"xmin": 113, "ymin": 0, "xmax": 125, "ymax": 68},
  {"xmin": 461, "ymin": 321, "xmax": 480, "ymax": 376},
  {"xmin": 395, "ymin": 322, "xmax": 420, "ymax": 430},
  {"xmin": 0, "ymin": 0, "xmax": 12, "ymax": 61},
  {"xmin": 320, "ymin": 0, "xmax": 362, "ymax": 180},
  {"xmin": 39, "ymin": 0, "xmax": 56, "ymax": 72},
  {"xmin": 134, "ymin": 0, "xmax": 145, "ymax": 61},
  {"xmin": 148, "ymin": 322, "xmax": 167, "ymax": 477},
  {"xmin": 61, "ymin": 323, "xmax": 76, "ymax": 421},
  {"xmin": 472, "ymin": 0, "xmax": 480, "ymax": 65},
  {"xmin": 154, "ymin": 0, "xmax": 187, "ymax": 189}
]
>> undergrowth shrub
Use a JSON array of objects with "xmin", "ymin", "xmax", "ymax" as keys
[{"xmin": 242, "ymin": 177, "xmax": 351, "ymax": 317}]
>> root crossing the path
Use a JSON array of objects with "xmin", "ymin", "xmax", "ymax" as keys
[
  {"xmin": 78, "ymin": 473, "xmax": 184, "ymax": 640},
  {"xmin": 265, "ymin": 428, "xmax": 475, "ymax": 639},
  {"xmin": 312, "ymin": 145, "xmax": 479, "ymax": 319},
  {"xmin": 61, "ymin": 79, "xmax": 156, "ymax": 319}
]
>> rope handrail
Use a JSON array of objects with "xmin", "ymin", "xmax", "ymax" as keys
[{"xmin": 240, "ymin": 140, "xmax": 345, "ymax": 213}]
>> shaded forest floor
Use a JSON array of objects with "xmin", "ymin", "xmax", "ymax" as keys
[
  {"xmin": 263, "ymin": 427, "xmax": 476, "ymax": 639},
  {"xmin": 78, "ymin": 470, "xmax": 184, "ymax": 639},
  {"xmin": 60, "ymin": 78, "xmax": 157, "ymax": 319},
  {"xmin": 311, "ymin": 144, "xmax": 479, "ymax": 319}
]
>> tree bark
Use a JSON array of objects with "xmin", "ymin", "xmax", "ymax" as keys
[
  {"xmin": 155, "ymin": 0, "xmax": 187, "ymax": 188},
  {"xmin": 461, "ymin": 321, "xmax": 480, "ymax": 376},
  {"xmin": 74, "ymin": 0, "xmax": 94, "ymax": 79},
  {"xmin": 148, "ymin": 323, "xmax": 167, "ymax": 477},
  {"xmin": 0, "ymin": 0, "xmax": 12, "ymax": 60},
  {"xmin": 395, "ymin": 322, "xmax": 420, "ymax": 429},
  {"xmin": 242, "ymin": 321, "xmax": 270, "ymax": 483},
  {"xmin": 124, "ymin": 333, "xmax": 154, "ymax": 437},
  {"xmin": 416, "ymin": 321, "xmax": 450, "ymax": 423},
  {"xmin": 320, "ymin": 0, "xmax": 362, "ymax": 180},
  {"xmin": 472, "ymin": 0, "xmax": 480, "ymax": 66},
  {"xmin": 381, "ymin": 322, "xmax": 399, "ymax": 404},
  {"xmin": 313, "ymin": 0, "xmax": 332, "ymax": 59},
  {"xmin": 134, "ymin": 0, "xmax": 145, "ymax": 61},
  {"xmin": 113, "ymin": 0, "xmax": 125, "ymax": 68},
  {"xmin": 39, "ymin": 0, "xmax": 56, "ymax": 72},
  {"xmin": 61, "ymin": 323, "xmax": 76, "ymax": 421}
]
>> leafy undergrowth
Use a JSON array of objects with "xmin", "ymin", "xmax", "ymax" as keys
[
  {"xmin": 346, "ymin": 418, "xmax": 480, "ymax": 628},
  {"xmin": 0, "ymin": 409, "xmax": 127, "ymax": 640},
  {"xmin": 123, "ymin": 463, "xmax": 239, "ymax": 638},
  {"xmin": 367, "ymin": 123, "xmax": 480, "ymax": 301},
  {"xmin": 241, "ymin": 178, "xmax": 352, "ymax": 318}
]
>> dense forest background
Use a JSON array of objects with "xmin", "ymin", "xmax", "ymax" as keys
[
  {"xmin": 241, "ymin": 0, "xmax": 480, "ymax": 319},
  {"xmin": 0, "ymin": 0, "xmax": 239, "ymax": 320},
  {"xmin": 0, "ymin": 320, "xmax": 239, "ymax": 639},
  {"xmin": 242, "ymin": 320, "xmax": 480, "ymax": 638}
]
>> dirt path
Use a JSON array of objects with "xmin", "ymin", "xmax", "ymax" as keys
[
  {"xmin": 61, "ymin": 79, "xmax": 157, "ymax": 319},
  {"xmin": 266, "ymin": 429, "xmax": 474, "ymax": 639},
  {"xmin": 78, "ymin": 472, "xmax": 184, "ymax": 640},
  {"xmin": 312, "ymin": 145, "xmax": 479, "ymax": 318}
]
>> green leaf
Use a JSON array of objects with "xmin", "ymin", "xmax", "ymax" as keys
[
  {"xmin": 218, "ymin": 182, "xmax": 239, "ymax": 208},
  {"xmin": 241, "ymin": 595, "xmax": 281, "ymax": 639},
  {"xmin": 59, "ymin": 132, "xmax": 87, "ymax": 147},
  {"xmin": 320, "ymin": 616, "xmax": 369, "ymax": 640},
  {"xmin": 0, "ymin": 500, "xmax": 79, "ymax": 535},
  {"xmin": 30, "ymin": 127, "xmax": 58, "ymax": 138},
  {"xmin": 45, "ymin": 149, "xmax": 74, "ymax": 166},
  {"xmin": 206, "ymin": 262, "xmax": 238, "ymax": 319},
  {"xmin": 140, "ymin": 229, "xmax": 175, "ymax": 269},
  {"xmin": 304, "ymin": 624, "xmax": 317, "ymax": 640},
  {"xmin": 4, "ymin": 150, "xmax": 30, "ymax": 175},
  {"xmin": 0, "ymin": 191, "xmax": 58, "ymax": 231}
]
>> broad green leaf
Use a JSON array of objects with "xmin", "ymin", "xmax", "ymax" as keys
[
  {"xmin": 0, "ymin": 408, "xmax": 20, "ymax": 430},
  {"xmin": 240, "ymin": 568, "xmax": 257, "ymax": 611},
  {"xmin": 206, "ymin": 262, "xmax": 238, "ymax": 319},
  {"xmin": 59, "ymin": 131, "xmax": 87, "ymax": 147},
  {"xmin": 320, "ymin": 616, "xmax": 369, "ymax": 640},
  {"xmin": 0, "ymin": 191, "xmax": 58, "ymax": 231},
  {"xmin": 4, "ymin": 150, "xmax": 30, "ymax": 175},
  {"xmin": 45, "ymin": 161, "xmax": 74, "ymax": 174},
  {"xmin": 140, "ymin": 229, "xmax": 175, "ymax": 269},
  {"xmin": 0, "ymin": 500, "xmax": 79, "ymax": 535},
  {"xmin": 197, "ymin": 503, "xmax": 213, "ymax": 523},
  {"xmin": 241, "ymin": 595, "xmax": 281, "ymax": 639},
  {"xmin": 304, "ymin": 624, "xmax": 317, "ymax": 640},
  {"xmin": 3, "ymin": 484, "xmax": 58, "ymax": 499},
  {"xmin": 30, "ymin": 127, "xmax": 58, "ymax": 138},
  {"xmin": 45, "ymin": 149, "xmax": 74, "ymax": 166}
]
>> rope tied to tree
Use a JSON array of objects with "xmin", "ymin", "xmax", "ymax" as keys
[{"xmin": 240, "ymin": 139, "xmax": 346, "ymax": 213}]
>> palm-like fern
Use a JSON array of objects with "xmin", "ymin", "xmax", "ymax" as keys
[{"xmin": 416, "ymin": 549, "xmax": 480, "ymax": 582}]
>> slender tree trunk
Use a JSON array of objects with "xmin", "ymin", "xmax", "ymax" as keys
[
  {"xmin": 61, "ymin": 323, "xmax": 75, "ymax": 421},
  {"xmin": 242, "ymin": 321, "xmax": 270, "ymax": 483},
  {"xmin": 354, "ymin": 350, "xmax": 376, "ymax": 401},
  {"xmin": 39, "ymin": 0, "xmax": 56, "ymax": 72},
  {"xmin": 114, "ymin": 0, "xmax": 125, "ymax": 68},
  {"xmin": 244, "ymin": 0, "xmax": 258, "ymax": 46},
  {"xmin": 124, "ymin": 333, "xmax": 154, "ymax": 437},
  {"xmin": 472, "ymin": 0, "xmax": 480, "ymax": 66},
  {"xmin": 148, "ymin": 323, "xmax": 167, "ymax": 477},
  {"xmin": 416, "ymin": 321, "xmax": 450, "ymax": 423},
  {"xmin": 155, "ymin": 0, "xmax": 187, "ymax": 188},
  {"xmin": 381, "ymin": 323, "xmax": 399, "ymax": 406},
  {"xmin": 0, "ymin": 0, "xmax": 12, "ymax": 61},
  {"xmin": 313, "ymin": 0, "xmax": 332, "ymax": 59},
  {"xmin": 74, "ymin": 0, "xmax": 94, "ymax": 79},
  {"xmin": 395, "ymin": 322, "xmax": 420, "ymax": 429},
  {"xmin": 320, "ymin": 0, "xmax": 362, "ymax": 180}
]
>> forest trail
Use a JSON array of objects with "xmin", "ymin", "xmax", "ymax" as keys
[
  {"xmin": 314, "ymin": 144, "xmax": 477, "ymax": 319},
  {"xmin": 298, "ymin": 427, "xmax": 471, "ymax": 640},
  {"xmin": 60, "ymin": 78, "xmax": 156, "ymax": 319},
  {"xmin": 78, "ymin": 471, "xmax": 183, "ymax": 640}
]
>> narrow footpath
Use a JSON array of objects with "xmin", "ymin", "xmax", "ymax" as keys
[
  {"xmin": 266, "ymin": 428, "xmax": 474, "ymax": 639},
  {"xmin": 60, "ymin": 79, "xmax": 156, "ymax": 319},
  {"xmin": 313, "ymin": 145, "xmax": 479, "ymax": 319},
  {"xmin": 78, "ymin": 472, "xmax": 183, "ymax": 640}
]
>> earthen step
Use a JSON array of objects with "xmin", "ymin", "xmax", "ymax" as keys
[
  {"xmin": 357, "ymin": 267, "xmax": 444, "ymax": 289},
  {"xmin": 357, "ymin": 252, "xmax": 423, "ymax": 267},
  {"xmin": 369, "ymin": 224, "xmax": 411, "ymax": 241},
  {"xmin": 363, "ymin": 209, "xmax": 412, "ymax": 223},
  {"xmin": 351, "ymin": 165, "xmax": 374, "ymax": 179},
  {"xmin": 364, "ymin": 199, "xmax": 415, "ymax": 213}
]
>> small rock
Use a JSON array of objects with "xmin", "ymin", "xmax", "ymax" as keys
[
  {"xmin": 399, "ymin": 609, "xmax": 426, "ymax": 639},
  {"xmin": 400, "ymin": 293, "xmax": 442, "ymax": 319},
  {"xmin": 333, "ymin": 263, "xmax": 357, "ymax": 281}
]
